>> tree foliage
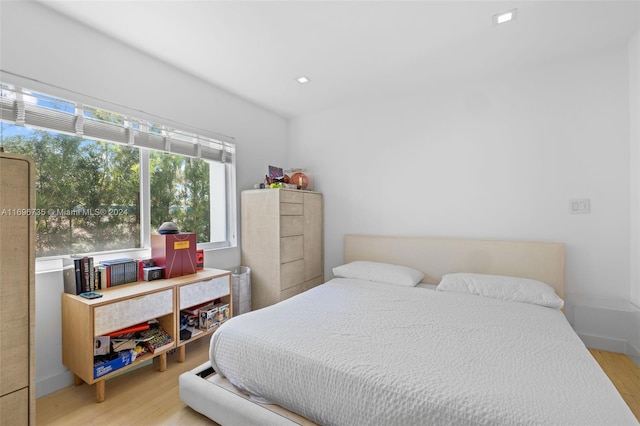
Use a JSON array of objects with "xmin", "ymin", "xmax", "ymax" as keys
[
  {"xmin": 150, "ymin": 152, "xmax": 210, "ymax": 243},
  {"xmin": 3, "ymin": 124, "xmax": 211, "ymax": 256},
  {"xmin": 3, "ymin": 130, "xmax": 141, "ymax": 256}
]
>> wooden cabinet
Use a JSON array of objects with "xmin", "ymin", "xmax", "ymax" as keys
[
  {"xmin": 0, "ymin": 152, "xmax": 35, "ymax": 425},
  {"xmin": 241, "ymin": 189, "xmax": 323, "ymax": 310},
  {"xmin": 175, "ymin": 273, "xmax": 231, "ymax": 362},
  {"xmin": 62, "ymin": 268, "xmax": 231, "ymax": 402}
]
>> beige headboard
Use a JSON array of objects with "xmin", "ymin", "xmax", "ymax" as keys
[{"xmin": 344, "ymin": 235, "xmax": 565, "ymax": 298}]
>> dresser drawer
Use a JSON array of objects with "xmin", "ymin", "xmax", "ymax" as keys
[
  {"xmin": 280, "ymin": 281, "xmax": 305, "ymax": 301},
  {"xmin": 179, "ymin": 276, "xmax": 230, "ymax": 309},
  {"xmin": 280, "ymin": 202, "xmax": 303, "ymax": 215},
  {"xmin": 280, "ymin": 190, "xmax": 303, "ymax": 204},
  {"xmin": 0, "ymin": 388, "xmax": 28, "ymax": 425},
  {"xmin": 281, "ymin": 215, "xmax": 304, "ymax": 237},
  {"xmin": 94, "ymin": 289, "xmax": 173, "ymax": 336},
  {"xmin": 281, "ymin": 260, "xmax": 304, "ymax": 290},
  {"xmin": 281, "ymin": 236, "xmax": 303, "ymax": 263}
]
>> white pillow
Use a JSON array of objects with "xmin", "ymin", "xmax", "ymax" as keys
[
  {"xmin": 332, "ymin": 261, "xmax": 424, "ymax": 287},
  {"xmin": 436, "ymin": 273, "xmax": 564, "ymax": 309}
]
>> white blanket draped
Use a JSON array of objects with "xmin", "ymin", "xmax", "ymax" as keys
[{"xmin": 210, "ymin": 278, "xmax": 638, "ymax": 426}]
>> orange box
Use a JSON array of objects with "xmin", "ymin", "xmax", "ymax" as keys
[{"xmin": 151, "ymin": 233, "xmax": 197, "ymax": 278}]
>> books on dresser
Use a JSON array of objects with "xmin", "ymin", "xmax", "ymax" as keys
[{"xmin": 63, "ymin": 256, "xmax": 139, "ymax": 294}]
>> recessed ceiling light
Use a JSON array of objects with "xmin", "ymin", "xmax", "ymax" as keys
[
  {"xmin": 493, "ymin": 9, "xmax": 517, "ymax": 25},
  {"xmin": 296, "ymin": 76, "xmax": 311, "ymax": 84}
]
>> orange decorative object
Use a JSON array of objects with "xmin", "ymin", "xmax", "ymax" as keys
[{"xmin": 291, "ymin": 172, "xmax": 309, "ymax": 189}]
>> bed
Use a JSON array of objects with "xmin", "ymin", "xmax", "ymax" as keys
[{"xmin": 179, "ymin": 235, "xmax": 638, "ymax": 425}]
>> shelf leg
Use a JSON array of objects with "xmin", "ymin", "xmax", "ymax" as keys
[
  {"xmin": 96, "ymin": 380, "xmax": 106, "ymax": 403},
  {"xmin": 158, "ymin": 352, "xmax": 167, "ymax": 372},
  {"xmin": 178, "ymin": 345, "xmax": 186, "ymax": 363},
  {"xmin": 73, "ymin": 374, "xmax": 83, "ymax": 386}
]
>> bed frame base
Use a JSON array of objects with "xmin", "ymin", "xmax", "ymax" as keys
[{"xmin": 179, "ymin": 362, "xmax": 317, "ymax": 426}]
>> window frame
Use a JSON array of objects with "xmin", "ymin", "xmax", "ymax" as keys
[{"xmin": 0, "ymin": 81, "xmax": 238, "ymax": 261}]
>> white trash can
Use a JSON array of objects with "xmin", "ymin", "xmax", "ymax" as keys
[{"xmin": 231, "ymin": 266, "xmax": 251, "ymax": 316}]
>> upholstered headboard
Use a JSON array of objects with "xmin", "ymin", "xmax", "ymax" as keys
[{"xmin": 344, "ymin": 235, "xmax": 565, "ymax": 298}]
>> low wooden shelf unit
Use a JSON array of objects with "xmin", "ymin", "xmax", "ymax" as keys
[{"xmin": 62, "ymin": 268, "xmax": 232, "ymax": 402}]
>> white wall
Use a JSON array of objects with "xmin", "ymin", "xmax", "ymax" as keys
[
  {"xmin": 0, "ymin": 0, "xmax": 291, "ymax": 260},
  {"xmin": 290, "ymin": 42, "xmax": 639, "ymax": 359},
  {"xmin": 1, "ymin": 2, "xmax": 288, "ymax": 396},
  {"xmin": 631, "ymin": 31, "xmax": 640, "ymax": 308},
  {"xmin": 629, "ymin": 30, "xmax": 640, "ymax": 360}
]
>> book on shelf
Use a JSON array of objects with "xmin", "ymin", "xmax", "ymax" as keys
[
  {"xmin": 62, "ymin": 256, "xmax": 93, "ymax": 294},
  {"xmin": 63, "ymin": 257, "xmax": 146, "ymax": 294},
  {"xmin": 81, "ymin": 256, "xmax": 91, "ymax": 292},
  {"xmin": 88, "ymin": 256, "xmax": 95, "ymax": 291},
  {"xmin": 94, "ymin": 266, "xmax": 102, "ymax": 290},
  {"xmin": 62, "ymin": 259, "xmax": 81, "ymax": 295},
  {"xmin": 73, "ymin": 258, "xmax": 82, "ymax": 294},
  {"xmin": 139, "ymin": 325, "xmax": 174, "ymax": 354},
  {"xmin": 97, "ymin": 265, "xmax": 110, "ymax": 289},
  {"xmin": 100, "ymin": 258, "xmax": 138, "ymax": 286}
]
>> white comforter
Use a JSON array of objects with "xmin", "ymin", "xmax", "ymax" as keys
[{"xmin": 210, "ymin": 278, "xmax": 638, "ymax": 426}]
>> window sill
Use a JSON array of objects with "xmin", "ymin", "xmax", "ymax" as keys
[{"xmin": 35, "ymin": 244, "xmax": 238, "ymax": 274}]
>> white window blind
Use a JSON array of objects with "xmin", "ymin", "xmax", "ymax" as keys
[{"xmin": 0, "ymin": 84, "xmax": 234, "ymax": 163}]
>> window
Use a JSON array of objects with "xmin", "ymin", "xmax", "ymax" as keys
[
  {"xmin": 0, "ymin": 83, "xmax": 236, "ymax": 257},
  {"xmin": 150, "ymin": 151, "xmax": 212, "ymax": 244},
  {"xmin": 0, "ymin": 128, "xmax": 141, "ymax": 256}
]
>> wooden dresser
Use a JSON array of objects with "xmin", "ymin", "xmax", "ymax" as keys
[
  {"xmin": 241, "ymin": 189, "xmax": 323, "ymax": 310},
  {"xmin": 62, "ymin": 268, "xmax": 231, "ymax": 403},
  {"xmin": 0, "ymin": 152, "xmax": 36, "ymax": 425}
]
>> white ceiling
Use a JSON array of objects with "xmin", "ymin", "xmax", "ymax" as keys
[{"xmin": 39, "ymin": 1, "xmax": 640, "ymax": 118}]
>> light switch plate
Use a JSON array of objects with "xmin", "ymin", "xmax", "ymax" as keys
[{"xmin": 569, "ymin": 199, "xmax": 590, "ymax": 214}]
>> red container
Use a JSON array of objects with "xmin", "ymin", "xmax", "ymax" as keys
[
  {"xmin": 196, "ymin": 249, "xmax": 204, "ymax": 270},
  {"xmin": 151, "ymin": 233, "xmax": 197, "ymax": 278}
]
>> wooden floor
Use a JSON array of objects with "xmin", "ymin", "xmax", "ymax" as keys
[
  {"xmin": 37, "ymin": 344, "xmax": 640, "ymax": 425},
  {"xmin": 590, "ymin": 349, "xmax": 640, "ymax": 422},
  {"xmin": 36, "ymin": 336, "xmax": 216, "ymax": 425}
]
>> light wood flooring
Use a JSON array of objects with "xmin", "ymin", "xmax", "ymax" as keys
[
  {"xmin": 36, "ymin": 336, "xmax": 216, "ymax": 425},
  {"xmin": 590, "ymin": 349, "xmax": 640, "ymax": 422},
  {"xmin": 37, "ymin": 344, "xmax": 640, "ymax": 425}
]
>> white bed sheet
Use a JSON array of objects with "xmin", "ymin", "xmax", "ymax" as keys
[{"xmin": 210, "ymin": 278, "xmax": 638, "ymax": 426}]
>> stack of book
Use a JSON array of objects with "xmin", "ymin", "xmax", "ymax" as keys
[
  {"xmin": 63, "ymin": 256, "xmax": 140, "ymax": 294},
  {"xmin": 100, "ymin": 258, "xmax": 139, "ymax": 287},
  {"xmin": 63, "ymin": 256, "xmax": 95, "ymax": 294}
]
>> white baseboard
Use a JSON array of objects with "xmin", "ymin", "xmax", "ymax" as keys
[
  {"xmin": 579, "ymin": 332, "xmax": 640, "ymax": 368},
  {"xmin": 568, "ymin": 294, "xmax": 640, "ymax": 368},
  {"xmin": 578, "ymin": 333, "xmax": 627, "ymax": 353},
  {"xmin": 628, "ymin": 341, "xmax": 640, "ymax": 368},
  {"xmin": 35, "ymin": 371, "xmax": 74, "ymax": 398}
]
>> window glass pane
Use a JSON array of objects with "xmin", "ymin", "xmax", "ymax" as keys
[
  {"xmin": 1, "ymin": 123, "xmax": 141, "ymax": 256},
  {"xmin": 1, "ymin": 82, "xmax": 236, "ymax": 258},
  {"xmin": 209, "ymin": 161, "xmax": 228, "ymax": 244},
  {"xmin": 149, "ymin": 151, "xmax": 211, "ymax": 244}
]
